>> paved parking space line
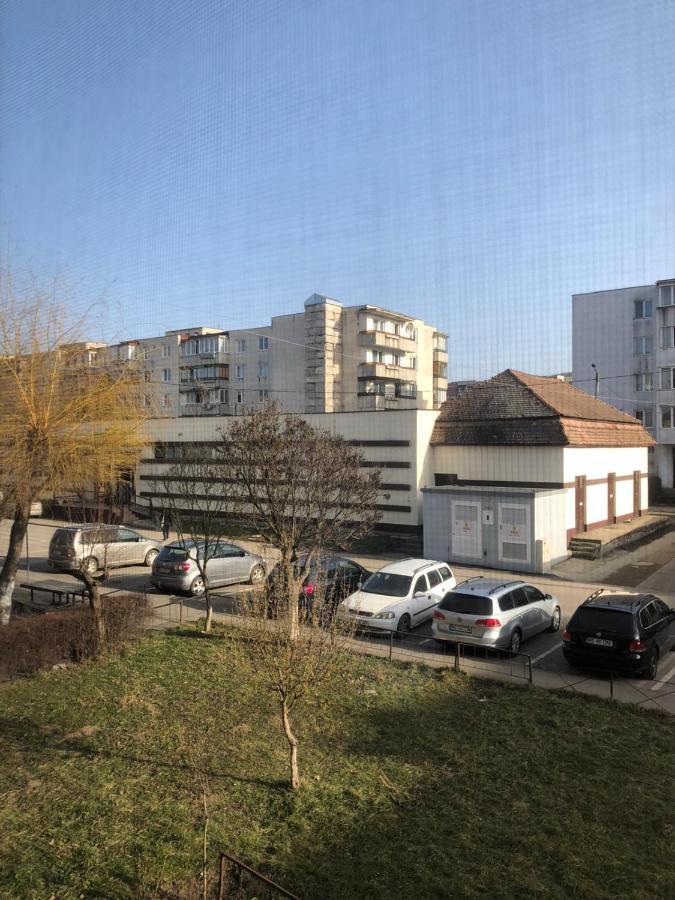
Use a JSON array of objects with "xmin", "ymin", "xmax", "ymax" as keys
[
  {"xmin": 531, "ymin": 641, "xmax": 563, "ymax": 665},
  {"xmin": 651, "ymin": 658, "xmax": 675, "ymax": 691}
]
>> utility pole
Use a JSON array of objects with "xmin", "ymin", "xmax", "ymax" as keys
[{"xmin": 591, "ymin": 363, "xmax": 599, "ymax": 399}]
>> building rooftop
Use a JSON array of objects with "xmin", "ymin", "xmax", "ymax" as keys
[{"xmin": 431, "ymin": 369, "xmax": 655, "ymax": 448}]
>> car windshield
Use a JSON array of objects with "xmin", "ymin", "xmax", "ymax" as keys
[
  {"xmin": 361, "ymin": 572, "xmax": 412, "ymax": 597},
  {"xmin": 437, "ymin": 593, "xmax": 493, "ymax": 616},
  {"xmin": 573, "ymin": 608, "xmax": 635, "ymax": 634}
]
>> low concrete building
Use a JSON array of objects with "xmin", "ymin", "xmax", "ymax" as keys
[
  {"xmin": 423, "ymin": 370, "xmax": 654, "ymax": 573},
  {"xmin": 136, "ymin": 409, "xmax": 440, "ymax": 533}
]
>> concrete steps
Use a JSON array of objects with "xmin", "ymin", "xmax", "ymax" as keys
[{"xmin": 568, "ymin": 537, "xmax": 602, "ymax": 560}]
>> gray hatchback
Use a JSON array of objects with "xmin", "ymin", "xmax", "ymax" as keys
[{"xmin": 151, "ymin": 540, "xmax": 266, "ymax": 596}]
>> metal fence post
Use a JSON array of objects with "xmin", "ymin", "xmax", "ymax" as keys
[
  {"xmin": 389, "ymin": 631, "xmax": 393, "ymax": 660},
  {"xmin": 609, "ymin": 670, "xmax": 614, "ymax": 700},
  {"xmin": 454, "ymin": 642, "xmax": 460, "ymax": 672},
  {"xmin": 527, "ymin": 655, "xmax": 533, "ymax": 684},
  {"xmin": 179, "ymin": 598, "xmax": 183, "ymax": 625}
]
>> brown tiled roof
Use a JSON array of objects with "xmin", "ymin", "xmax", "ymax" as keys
[{"xmin": 431, "ymin": 370, "xmax": 654, "ymax": 448}]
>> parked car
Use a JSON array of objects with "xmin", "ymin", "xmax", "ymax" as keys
[
  {"xmin": 432, "ymin": 577, "xmax": 561, "ymax": 656},
  {"xmin": 49, "ymin": 525, "xmax": 163, "ymax": 574},
  {"xmin": 563, "ymin": 590, "xmax": 675, "ymax": 679},
  {"xmin": 266, "ymin": 554, "xmax": 370, "ymax": 620},
  {"xmin": 341, "ymin": 558, "xmax": 456, "ymax": 635},
  {"xmin": 151, "ymin": 539, "xmax": 266, "ymax": 596}
]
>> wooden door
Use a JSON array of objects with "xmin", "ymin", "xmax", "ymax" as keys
[
  {"xmin": 607, "ymin": 473, "xmax": 616, "ymax": 525},
  {"xmin": 575, "ymin": 476, "xmax": 587, "ymax": 533}
]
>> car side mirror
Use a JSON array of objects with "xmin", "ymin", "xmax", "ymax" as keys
[
  {"xmin": 545, "ymin": 593, "xmax": 552, "ymax": 600},
  {"xmin": 357, "ymin": 581, "xmax": 363, "ymax": 589},
  {"xmin": 238, "ymin": 550, "xmax": 246, "ymax": 557}
]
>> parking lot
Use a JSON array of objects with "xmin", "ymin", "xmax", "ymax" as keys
[{"xmin": 5, "ymin": 517, "xmax": 675, "ymax": 713}]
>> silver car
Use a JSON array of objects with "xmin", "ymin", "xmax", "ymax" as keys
[
  {"xmin": 49, "ymin": 525, "xmax": 164, "ymax": 575},
  {"xmin": 151, "ymin": 540, "xmax": 266, "ymax": 596},
  {"xmin": 432, "ymin": 577, "xmax": 561, "ymax": 656}
]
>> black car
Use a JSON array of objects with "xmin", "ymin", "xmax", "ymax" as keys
[
  {"xmin": 563, "ymin": 590, "xmax": 675, "ymax": 679},
  {"xmin": 266, "ymin": 554, "xmax": 370, "ymax": 621}
]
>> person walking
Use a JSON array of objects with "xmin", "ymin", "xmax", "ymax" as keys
[{"xmin": 160, "ymin": 510, "xmax": 170, "ymax": 542}]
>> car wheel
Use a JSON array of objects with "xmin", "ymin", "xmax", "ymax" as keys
[
  {"xmin": 190, "ymin": 576, "xmax": 205, "ymax": 597},
  {"xmin": 144, "ymin": 549, "xmax": 159, "ymax": 567},
  {"xmin": 644, "ymin": 649, "xmax": 659, "ymax": 681},
  {"xmin": 394, "ymin": 614, "xmax": 412, "ymax": 640},
  {"xmin": 82, "ymin": 556, "xmax": 98, "ymax": 576},
  {"xmin": 547, "ymin": 607, "xmax": 561, "ymax": 633},
  {"xmin": 249, "ymin": 564, "xmax": 265, "ymax": 585},
  {"xmin": 509, "ymin": 629, "xmax": 522, "ymax": 657}
]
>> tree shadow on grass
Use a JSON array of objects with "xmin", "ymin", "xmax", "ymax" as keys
[{"xmin": 0, "ymin": 715, "xmax": 286, "ymax": 790}]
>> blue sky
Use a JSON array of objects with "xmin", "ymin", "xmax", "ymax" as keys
[{"xmin": 1, "ymin": 0, "xmax": 674, "ymax": 378}]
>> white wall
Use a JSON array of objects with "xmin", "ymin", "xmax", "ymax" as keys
[
  {"xmin": 534, "ymin": 490, "xmax": 568, "ymax": 567},
  {"xmin": 562, "ymin": 446, "xmax": 649, "ymax": 531},
  {"xmin": 433, "ymin": 445, "xmax": 563, "ymax": 483}
]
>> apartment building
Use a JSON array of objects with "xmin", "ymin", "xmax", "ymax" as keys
[
  {"xmin": 97, "ymin": 293, "xmax": 448, "ymax": 417},
  {"xmin": 572, "ymin": 278, "xmax": 675, "ymax": 491}
]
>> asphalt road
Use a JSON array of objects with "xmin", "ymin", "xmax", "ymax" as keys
[{"xmin": 5, "ymin": 518, "xmax": 675, "ymax": 711}]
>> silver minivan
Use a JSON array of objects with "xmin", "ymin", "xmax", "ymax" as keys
[
  {"xmin": 49, "ymin": 525, "xmax": 163, "ymax": 575},
  {"xmin": 432, "ymin": 577, "xmax": 561, "ymax": 656}
]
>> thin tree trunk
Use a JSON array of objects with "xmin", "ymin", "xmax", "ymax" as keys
[
  {"xmin": 204, "ymin": 590, "xmax": 213, "ymax": 633},
  {"xmin": 281, "ymin": 698, "xmax": 299, "ymax": 790},
  {"xmin": 0, "ymin": 502, "xmax": 30, "ymax": 625},
  {"xmin": 87, "ymin": 579, "xmax": 106, "ymax": 649}
]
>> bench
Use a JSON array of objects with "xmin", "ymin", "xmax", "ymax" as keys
[{"xmin": 19, "ymin": 580, "xmax": 89, "ymax": 608}]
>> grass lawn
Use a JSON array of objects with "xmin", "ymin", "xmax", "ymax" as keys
[{"xmin": 0, "ymin": 630, "xmax": 674, "ymax": 899}]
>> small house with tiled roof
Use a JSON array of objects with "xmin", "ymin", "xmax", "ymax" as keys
[{"xmin": 422, "ymin": 370, "xmax": 654, "ymax": 572}]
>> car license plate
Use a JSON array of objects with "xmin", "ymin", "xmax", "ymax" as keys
[
  {"xmin": 446, "ymin": 624, "xmax": 472, "ymax": 634},
  {"xmin": 585, "ymin": 637, "xmax": 614, "ymax": 647},
  {"xmin": 159, "ymin": 566, "xmax": 172, "ymax": 574}
]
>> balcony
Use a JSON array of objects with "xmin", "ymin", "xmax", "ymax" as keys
[
  {"xmin": 180, "ymin": 402, "xmax": 230, "ymax": 417},
  {"xmin": 358, "ymin": 330, "xmax": 417, "ymax": 354},
  {"xmin": 357, "ymin": 362, "xmax": 407, "ymax": 380}
]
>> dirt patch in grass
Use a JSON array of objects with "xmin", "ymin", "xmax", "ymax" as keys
[{"xmin": 0, "ymin": 631, "xmax": 673, "ymax": 899}]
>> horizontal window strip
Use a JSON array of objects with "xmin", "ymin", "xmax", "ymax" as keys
[
  {"xmin": 138, "ymin": 491, "xmax": 410, "ymax": 514},
  {"xmin": 359, "ymin": 460, "xmax": 411, "ymax": 469}
]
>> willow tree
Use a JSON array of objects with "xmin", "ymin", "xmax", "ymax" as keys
[{"xmin": 0, "ymin": 273, "xmax": 147, "ymax": 633}]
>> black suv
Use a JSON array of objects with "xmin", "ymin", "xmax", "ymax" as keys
[{"xmin": 563, "ymin": 590, "xmax": 675, "ymax": 679}]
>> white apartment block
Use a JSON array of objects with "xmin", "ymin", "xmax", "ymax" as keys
[
  {"xmin": 97, "ymin": 293, "xmax": 448, "ymax": 418},
  {"xmin": 572, "ymin": 278, "xmax": 675, "ymax": 491}
]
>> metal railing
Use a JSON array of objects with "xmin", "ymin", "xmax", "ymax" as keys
[{"xmin": 216, "ymin": 851, "xmax": 299, "ymax": 899}]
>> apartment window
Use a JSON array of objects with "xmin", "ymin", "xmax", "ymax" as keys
[
  {"xmin": 634, "ymin": 373, "xmax": 653, "ymax": 392},
  {"xmin": 180, "ymin": 339, "xmax": 197, "ymax": 356},
  {"xmin": 633, "ymin": 336, "xmax": 654, "ymax": 355},
  {"xmin": 259, "ymin": 389, "xmax": 269, "ymax": 401},
  {"xmin": 659, "ymin": 284, "xmax": 675, "ymax": 307},
  {"xmin": 635, "ymin": 408, "xmax": 654, "ymax": 428},
  {"xmin": 258, "ymin": 361, "xmax": 269, "ymax": 379},
  {"xmin": 661, "ymin": 406, "xmax": 674, "ymax": 429},
  {"xmin": 235, "ymin": 338, "xmax": 246, "ymax": 353},
  {"xmin": 143, "ymin": 347, "xmax": 149, "ymax": 360},
  {"xmin": 162, "ymin": 368, "xmax": 171, "ymax": 382},
  {"xmin": 162, "ymin": 345, "xmax": 171, "ymax": 357},
  {"xmin": 396, "ymin": 382, "xmax": 417, "ymax": 398},
  {"xmin": 258, "ymin": 336, "xmax": 269, "ymax": 350},
  {"xmin": 633, "ymin": 299, "xmax": 652, "ymax": 319},
  {"xmin": 235, "ymin": 364, "xmax": 246, "ymax": 380},
  {"xmin": 143, "ymin": 371, "xmax": 151, "ymax": 382},
  {"xmin": 661, "ymin": 326, "xmax": 675, "ymax": 349},
  {"xmin": 144, "ymin": 394, "xmax": 151, "ymax": 408},
  {"xmin": 160, "ymin": 394, "xmax": 171, "ymax": 408},
  {"xmin": 236, "ymin": 390, "xmax": 244, "ymax": 404},
  {"xmin": 661, "ymin": 368, "xmax": 675, "ymax": 390}
]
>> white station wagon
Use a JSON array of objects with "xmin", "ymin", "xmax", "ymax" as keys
[{"xmin": 341, "ymin": 558, "xmax": 456, "ymax": 635}]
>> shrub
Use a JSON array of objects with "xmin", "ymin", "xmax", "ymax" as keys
[{"xmin": 0, "ymin": 592, "xmax": 149, "ymax": 680}]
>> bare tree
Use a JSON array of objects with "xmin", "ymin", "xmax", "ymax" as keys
[
  {"xmin": 221, "ymin": 404, "xmax": 382, "ymax": 639},
  {"xmin": 233, "ymin": 577, "xmax": 358, "ymax": 790},
  {"xmin": 0, "ymin": 269, "xmax": 147, "ymax": 628},
  {"xmin": 217, "ymin": 404, "xmax": 381, "ymax": 789},
  {"xmin": 159, "ymin": 444, "xmax": 249, "ymax": 633}
]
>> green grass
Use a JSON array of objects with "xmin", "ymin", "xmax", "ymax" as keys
[{"xmin": 0, "ymin": 631, "xmax": 673, "ymax": 899}]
